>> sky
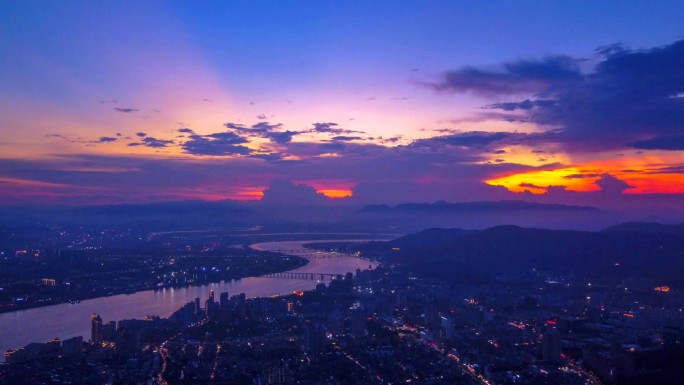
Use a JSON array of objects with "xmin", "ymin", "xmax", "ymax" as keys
[{"xmin": 1, "ymin": 1, "xmax": 683, "ymax": 213}]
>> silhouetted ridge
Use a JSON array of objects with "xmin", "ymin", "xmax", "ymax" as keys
[
  {"xmin": 362, "ymin": 223, "xmax": 684, "ymax": 288},
  {"xmin": 360, "ymin": 200, "xmax": 599, "ymax": 213},
  {"xmin": 603, "ymin": 222, "xmax": 684, "ymax": 234}
]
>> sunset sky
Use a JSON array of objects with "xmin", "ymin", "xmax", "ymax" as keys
[{"xmin": 1, "ymin": 1, "xmax": 683, "ymax": 211}]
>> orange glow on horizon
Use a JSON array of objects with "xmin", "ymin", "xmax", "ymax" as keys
[
  {"xmin": 317, "ymin": 188, "xmax": 353, "ymax": 198},
  {"xmin": 485, "ymin": 157, "xmax": 684, "ymax": 195},
  {"xmin": 485, "ymin": 167, "xmax": 602, "ymax": 194},
  {"xmin": 292, "ymin": 179, "xmax": 354, "ymax": 199}
]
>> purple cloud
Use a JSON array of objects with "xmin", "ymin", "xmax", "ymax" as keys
[
  {"xmin": 460, "ymin": 39, "xmax": 684, "ymax": 151},
  {"xmin": 114, "ymin": 107, "xmax": 139, "ymax": 113},
  {"xmin": 428, "ymin": 56, "xmax": 582, "ymax": 95}
]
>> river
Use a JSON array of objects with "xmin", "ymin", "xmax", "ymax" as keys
[{"xmin": 0, "ymin": 239, "xmax": 379, "ymax": 358}]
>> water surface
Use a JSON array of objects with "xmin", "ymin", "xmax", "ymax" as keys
[{"xmin": 0, "ymin": 239, "xmax": 379, "ymax": 357}]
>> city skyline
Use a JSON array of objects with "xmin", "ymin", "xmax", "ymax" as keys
[{"xmin": 1, "ymin": 2, "xmax": 683, "ymax": 216}]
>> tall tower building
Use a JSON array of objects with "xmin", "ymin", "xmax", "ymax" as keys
[
  {"xmin": 303, "ymin": 321, "xmax": 326, "ymax": 354},
  {"xmin": 205, "ymin": 289, "xmax": 216, "ymax": 318},
  {"xmin": 91, "ymin": 313, "xmax": 103, "ymax": 343},
  {"xmin": 440, "ymin": 314, "xmax": 455, "ymax": 340},
  {"xmin": 542, "ymin": 326, "xmax": 562, "ymax": 362},
  {"xmin": 219, "ymin": 291, "xmax": 229, "ymax": 320},
  {"xmin": 194, "ymin": 297, "xmax": 201, "ymax": 316}
]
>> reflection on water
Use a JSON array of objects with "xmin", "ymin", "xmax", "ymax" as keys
[{"xmin": 0, "ymin": 239, "xmax": 378, "ymax": 357}]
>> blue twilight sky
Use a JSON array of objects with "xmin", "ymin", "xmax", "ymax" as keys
[{"xmin": 0, "ymin": 1, "xmax": 683, "ymax": 208}]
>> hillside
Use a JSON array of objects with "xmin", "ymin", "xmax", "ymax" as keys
[{"xmin": 361, "ymin": 224, "xmax": 684, "ymax": 287}]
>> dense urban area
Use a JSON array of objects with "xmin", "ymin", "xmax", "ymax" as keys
[
  {"xmin": 1, "ymin": 224, "xmax": 684, "ymax": 385},
  {"xmin": 4, "ymin": 2, "xmax": 684, "ymax": 384}
]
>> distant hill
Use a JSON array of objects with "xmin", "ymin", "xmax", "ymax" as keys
[
  {"xmin": 603, "ymin": 222, "xmax": 684, "ymax": 234},
  {"xmin": 360, "ymin": 200, "xmax": 599, "ymax": 214},
  {"xmin": 0, "ymin": 200, "xmax": 254, "ymax": 230},
  {"xmin": 357, "ymin": 200, "xmax": 604, "ymax": 232},
  {"xmin": 359, "ymin": 228, "xmax": 473, "ymax": 255},
  {"xmin": 361, "ymin": 223, "xmax": 684, "ymax": 287}
]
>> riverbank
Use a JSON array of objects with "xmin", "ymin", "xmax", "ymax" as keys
[
  {"xmin": 0, "ymin": 254, "xmax": 308, "ymax": 315},
  {"xmin": 0, "ymin": 238, "xmax": 380, "ymax": 357}
]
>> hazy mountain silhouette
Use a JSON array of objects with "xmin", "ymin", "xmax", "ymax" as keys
[
  {"xmin": 361, "ymin": 224, "xmax": 684, "ymax": 287},
  {"xmin": 602, "ymin": 221, "xmax": 684, "ymax": 234}
]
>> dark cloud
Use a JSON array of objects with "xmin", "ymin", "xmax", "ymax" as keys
[
  {"xmin": 629, "ymin": 134, "xmax": 684, "ymax": 150},
  {"xmin": 136, "ymin": 132, "xmax": 147, "ymax": 137},
  {"xmin": 178, "ymin": 128, "xmax": 194, "ymax": 134},
  {"xmin": 137, "ymin": 137, "xmax": 174, "ymax": 148},
  {"xmin": 114, "ymin": 107, "xmax": 138, "ymax": 113},
  {"xmin": 223, "ymin": 121, "xmax": 302, "ymax": 143},
  {"xmin": 381, "ymin": 136, "xmax": 402, "ymax": 144},
  {"xmin": 182, "ymin": 131, "xmax": 251, "ymax": 156},
  {"xmin": 310, "ymin": 122, "xmax": 363, "ymax": 135},
  {"xmin": 311, "ymin": 122, "xmax": 340, "ymax": 133},
  {"xmin": 251, "ymin": 122, "xmax": 282, "ymax": 133},
  {"xmin": 331, "ymin": 136, "xmax": 363, "ymax": 142},
  {"xmin": 433, "ymin": 131, "xmax": 515, "ymax": 148},
  {"xmin": 260, "ymin": 180, "xmax": 329, "ymax": 206},
  {"xmin": 250, "ymin": 152, "xmax": 285, "ymax": 162},
  {"xmin": 256, "ymin": 114, "xmax": 267, "ymax": 120},
  {"xmin": 268, "ymin": 131, "xmax": 300, "ymax": 144},
  {"xmin": 475, "ymin": 39, "xmax": 684, "ymax": 150},
  {"xmin": 595, "ymin": 174, "xmax": 634, "ymax": 194},
  {"xmin": 97, "ymin": 137, "xmax": 118, "ymax": 143},
  {"xmin": 639, "ymin": 165, "xmax": 684, "ymax": 175},
  {"xmin": 429, "ymin": 56, "xmax": 582, "ymax": 95},
  {"xmin": 519, "ymin": 182, "xmax": 544, "ymax": 189},
  {"xmin": 564, "ymin": 173, "xmax": 602, "ymax": 179},
  {"xmin": 484, "ymin": 99, "xmax": 557, "ymax": 111}
]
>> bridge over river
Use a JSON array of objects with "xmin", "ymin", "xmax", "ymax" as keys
[
  {"xmin": 266, "ymin": 248, "xmax": 375, "ymax": 261},
  {"xmin": 260, "ymin": 271, "xmax": 347, "ymax": 280},
  {"xmin": 0, "ymin": 237, "xmax": 386, "ymax": 358}
]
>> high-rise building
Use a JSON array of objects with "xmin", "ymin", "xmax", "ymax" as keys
[
  {"xmin": 326, "ymin": 308, "xmax": 344, "ymax": 335},
  {"xmin": 440, "ymin": 314, "xmax": 455, "ymax": 340},
  {"xmin": 424, "ymin": 302, "xmax": 439, "ymax": 328},
  {"xmin": 205, "ymin": 296, "xmax": 215, "ymax": 318},
  {"xmin": 349, "ymin": 310, "xmax": 366, "ymax": 339},
  {"xmin": 102, "ymin": 321, "xmax": 116, "ymax": 342},
  {"xmin": 303, "ymin": 321, "xmax": 326, "ymax": 354},
  {"xmin": 267, "ymin": 365, "xmax": 288, "ymax": 384},
  {"xmin": 219, "ymin": 291, "xmax": 230, "ymax": 321},
  {"xmin": 91, "ymin": 313, "xmax": 103, "ymax": 343},
  {"xmin": 542, "ymin": 326, "xmax": 562, "ymax": 362},
  {"xmin": 61, "ymin": 336, "xmax": 83, "ymax": 356},
  {"xmin": 194, "ymin": 297, "xmax": 201, "ymax": 316}
]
